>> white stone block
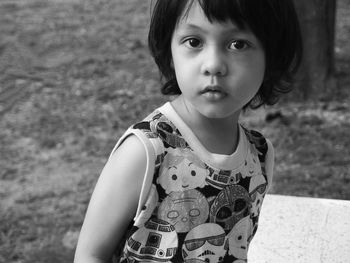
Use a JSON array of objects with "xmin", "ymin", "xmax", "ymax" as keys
[{"xmin": 248, "ymin": 194, "xmax": 350, "ymax": 263}]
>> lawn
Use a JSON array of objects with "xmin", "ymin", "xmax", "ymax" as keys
[{"xmin": 0, "ymin": 0, "xmax": 349, "ymax": 262}]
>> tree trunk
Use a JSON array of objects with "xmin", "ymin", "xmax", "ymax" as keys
[{"xmin": 293, "ymin": 0, "xmax": 337, "ymax": 100}]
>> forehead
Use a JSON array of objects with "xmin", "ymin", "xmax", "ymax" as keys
[
  {"xmin": 175, "ymin": 1, "xmax": 246, "ymax": 34},
  {"xmin": 176, "ymin": 1, "xmax": 244, "ymax": 31},
  {"xmin": 178, "ymin": 1, "xmax": 207, "ymax": 22}
]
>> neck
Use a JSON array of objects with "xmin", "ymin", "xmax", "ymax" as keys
[{"xmin": 171, "ymin": 97, "xmax": 240, "ymax": 155}]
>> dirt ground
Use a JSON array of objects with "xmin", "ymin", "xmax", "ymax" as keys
[{"xmin": 0, "ymin": 0, "xmax": 349, "ymax": 262}]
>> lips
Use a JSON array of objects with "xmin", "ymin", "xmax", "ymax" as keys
[
  {"xmin": 200, "ymin": 85, "xmax": 227, "ymax": 100},
  {"xmin": 201, "ymin": 85, "xmax": 224, "ymax": 94}
]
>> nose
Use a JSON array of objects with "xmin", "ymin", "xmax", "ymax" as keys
[{"xmin": 200, "ymin": 46, "xmax": 227, "ymax": 77}]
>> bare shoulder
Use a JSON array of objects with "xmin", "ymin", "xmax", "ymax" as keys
[
  {"xmin": 105, "ymin": 134, "xmax": 147, "ymax": 177},
  {"xmin": 90, "ymin": 133, "xmax": 148, "ymax": 213},
  {"xmin": 97, "ymin": 134, "xmax": 148, "ymax": 202}
]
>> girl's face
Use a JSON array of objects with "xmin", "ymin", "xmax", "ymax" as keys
[{"xmin": 171, "ymin": 2, "xmax": 266, "ymax": 120}]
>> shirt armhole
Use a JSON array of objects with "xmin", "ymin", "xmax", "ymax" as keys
[
  {"xmin": 109, "ymin": 128, "xmax": 156, "ymax": 222},
  {"xmin": 265, "ymin": 138, "xmax": 275, "ymax": 192}
]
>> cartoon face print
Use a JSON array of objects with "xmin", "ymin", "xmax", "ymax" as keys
[
  {"xmin": 206, "ymin": 167, "xmax": 242, "ymax": 189},
  {"xmin": 149, "ymin": 115, "xmax": 188, "ymax": 148},
  {"xmin": 124, "ymin": 218, "xmax": 178, "ymax": 262},
  {"xmin": 227, "ymin": 216, "xmax": 253, "ymax": 260},
  {"xmin": 249, "ymin": 183, "xmax": 267, "ymax": 217},
  {"xmin": 209, "ymin": 185, "xmax": 251, "ymax": 231},
  {"xmin": 182, "ymin": 223, "xmax": 227, "ymax": 263},
  {"xmin": 134, "ymin": 184, "xmax": 159, "ymax": 227},
  {"xmin": 243, "ymin": 128, "xmax": 267, "ymax": 152},
  {"xmin": 158, "ymin": 189, "xmax": 209, "ymax": 233},
  {"xmin": 157, "ymin": 149, "xmax": 208, "ymax": 194},
  {"xmin": 248, "ymin": 169, "xmax": 267, "ymax": 193},
  {"xmin": 241, "ymin": 145, "xmax": 263, "ymax": 178},
  {"xmin": 250, "ymin": 191, "xmax": 264, "ymax": 218}
]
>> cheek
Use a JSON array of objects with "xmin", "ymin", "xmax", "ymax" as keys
[
  {"xmin": 171, "ymin": 48, "xmax": 196, "ymax": 85},
  {"xmin": 171, "ymin": 43, "xmax": 182, "ymax": 72},
  {"xmin": 173, "ymin": 61, "xmax": 193, "ymax": 85},
  {"xmin": 234, "ymin": 60, "xmax": 265, "ymax": 100},
  {"xmin": 252, "ymin": 53, "xmax": 266, "ymax": 83},
  {"xmin": 236, "ymin": 51, "xmax": 266, "ymax": 84}
]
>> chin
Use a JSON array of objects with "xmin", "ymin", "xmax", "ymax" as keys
[
  {"xmin": 200, "ymin": 103, "xmax": 241, "ymax": 117},
  {"xmin": 200, "ymin": 109, "xmax": 239, "ymax": 120}
]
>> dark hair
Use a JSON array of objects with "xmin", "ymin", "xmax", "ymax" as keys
[{"xmin": 148, "ymin": 0, "xmax": 303, "ymax": 108}]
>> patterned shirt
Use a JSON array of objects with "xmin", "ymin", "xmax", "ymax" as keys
[{"xmin": 112, "ymin": 102, "xmax": 274, "ymax": 263}]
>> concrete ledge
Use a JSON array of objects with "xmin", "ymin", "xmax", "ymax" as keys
[{"xmin": 248, "ymin": 194, "xmax": 350, "ymax": 263}]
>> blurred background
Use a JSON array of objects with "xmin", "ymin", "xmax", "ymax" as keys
[{"xmin": 0, "ymin": 0, "xmax": 349, "ymax": 262}]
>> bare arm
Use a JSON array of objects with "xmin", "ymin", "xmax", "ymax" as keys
[{"xmin": 74, "ymin": 135, "xmax": 147, "ymax": 263}]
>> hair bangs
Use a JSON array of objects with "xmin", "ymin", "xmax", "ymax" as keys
[{"xmin": 181, "ymin": 0, "xmax": 247, "ymax": 29}]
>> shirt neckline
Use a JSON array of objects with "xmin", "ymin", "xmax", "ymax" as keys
[{"xmin": 158, "ymin": 102, "xmax": 248, "ymax": 170}]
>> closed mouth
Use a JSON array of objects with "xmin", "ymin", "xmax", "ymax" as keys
[
  {"xmin": 200, "ymin": 85, "xmax": 228, "ymax": 100},
  {"xmin": 201, "ymin": 85, "xmax": 224, "ymax": 94}
]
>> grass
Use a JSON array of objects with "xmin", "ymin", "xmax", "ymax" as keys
[{"xmin": 0, "ymin": 0, "xmax": 349, "ymax": 262}]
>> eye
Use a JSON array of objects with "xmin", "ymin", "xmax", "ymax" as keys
[
  {"xmin": 172, "ymin": 174, "xmax": 177, "ymax": 180},
  {"xmin": 228, "ymin": 40, "xmax": 249, "ymax": 50},
  {"xmin": 184, "ymin": 38, "xmax": 203, "ymax": 49},
  {"xmin": 191, "ymin": 170, "xmax": 196, "ymax": 176}
]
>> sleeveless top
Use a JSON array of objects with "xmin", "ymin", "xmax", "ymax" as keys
[{"xmin": 111, "ymin": 102, "xmax": 274, "ymax": 263}]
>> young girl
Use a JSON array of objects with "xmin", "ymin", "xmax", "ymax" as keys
[{"xmin": 74, "ymin": 0, "xmax": 302, "ymax": 262}]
